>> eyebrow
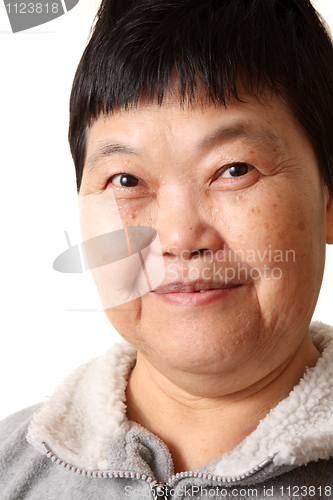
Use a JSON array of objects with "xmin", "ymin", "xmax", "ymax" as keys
[
  {"xmin": 197, "ymin": 122, "xmax": 285, "ymax": 152},
  {"xmin": 85, "ymin": 143, "xmax": 142, "ymax": 175},
  {"xmin": 85, "ymin": 121, "xmax": 285, "ymax": 175}
]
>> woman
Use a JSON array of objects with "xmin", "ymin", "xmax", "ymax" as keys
[{"xmin": 2, "ymin": 0, "xmax": 333, "ymax": 498}]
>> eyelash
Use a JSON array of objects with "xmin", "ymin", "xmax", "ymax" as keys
[{"xmin": 108, "ymin": 163, "xmax": 255, "ymax": 188}]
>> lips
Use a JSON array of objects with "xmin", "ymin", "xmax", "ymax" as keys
[
  {"xmin": 151, "ymin": 278, "xmax": 244, "ymax": 307},
  {"xmin": 152, "ymin": 280, "xmax": 239, "ymax": 294}
]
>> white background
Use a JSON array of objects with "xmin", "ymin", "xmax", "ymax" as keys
[{"xmin": 0, "ymin": 0, "xmax": 332, "ymax": 420}]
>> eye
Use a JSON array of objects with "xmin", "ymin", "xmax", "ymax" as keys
[
  {"xmin": 109, "ymin": 173, "xmax": 140, "ymax": 187},
  {"xmin": 219, "ymin": 163, "xmax": 254, "ymax": 178}
]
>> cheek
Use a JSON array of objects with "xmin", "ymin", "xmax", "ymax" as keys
[
  {"xmin": 215, "ymin": 179, "xmax": 326, "ymax": 326},
  {"xmin": 114, "ymin": 199, "xmax": 156, "ymax": 230},
  {"xmin": 217, "ymin": 180, "xmax": 324, "ymax": 265}
]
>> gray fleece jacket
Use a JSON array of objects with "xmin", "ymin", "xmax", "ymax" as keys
[{"xmin": 1, "ymin": 321, "xmax": 333, "ymax": 500}]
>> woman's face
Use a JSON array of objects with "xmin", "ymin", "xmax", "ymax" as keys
[{"xmin": 79, "ymin": 93, "xmax": 333, "ymax": 393}]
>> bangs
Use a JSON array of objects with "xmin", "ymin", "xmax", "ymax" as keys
[{"xmin": 72, "ymin": 0, "xmax": 290, "ymax": 115}]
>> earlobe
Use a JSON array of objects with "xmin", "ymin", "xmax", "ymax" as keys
[{"xmin": 326, "ymin": 196, "xmax": 333, "ymax": 244}]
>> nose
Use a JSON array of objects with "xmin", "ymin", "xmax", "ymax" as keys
[{"xmin": 155, "ymin": 187, "xmax": 225, "ymax": 260}]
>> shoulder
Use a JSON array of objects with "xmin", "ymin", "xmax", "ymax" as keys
[{"xmin": 0, "ymin": 404, "xmax": 141, "ymax": 500}]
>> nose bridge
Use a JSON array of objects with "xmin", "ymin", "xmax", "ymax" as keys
[{"xmin": 156, "ymin": 184, "xmax": 225, "ymax": 257}]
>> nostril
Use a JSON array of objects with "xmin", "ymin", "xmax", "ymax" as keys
[
  {"xmin": 190, "ymin": 248, "xmax": 213, "ymax": 260},
  {"xmin": 191, "ymin": 248, "xmax": 209, "ymax": 255}
]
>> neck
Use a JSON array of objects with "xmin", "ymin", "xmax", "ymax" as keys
[{"xmin": 125, "ymin": 334, "xmax": 320, "ymax": 473}]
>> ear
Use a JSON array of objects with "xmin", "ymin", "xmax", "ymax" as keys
[{"xmin": 326, "ymin": 195, "xmax": 333, "ymax": 244}]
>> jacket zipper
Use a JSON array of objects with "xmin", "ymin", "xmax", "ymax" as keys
[{"xmin": 41, "ymin": 442, "xmax": 274, "ymax": 494}]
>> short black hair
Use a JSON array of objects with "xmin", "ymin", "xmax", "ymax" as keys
[{"xmin": 69, "ymin": 0, "xmax": 333, "ymax": 195}]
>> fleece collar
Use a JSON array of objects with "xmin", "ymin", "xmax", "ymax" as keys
[{"xmin": 27, "ymin": 322, "xmax": 333, "ymax": 478}]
